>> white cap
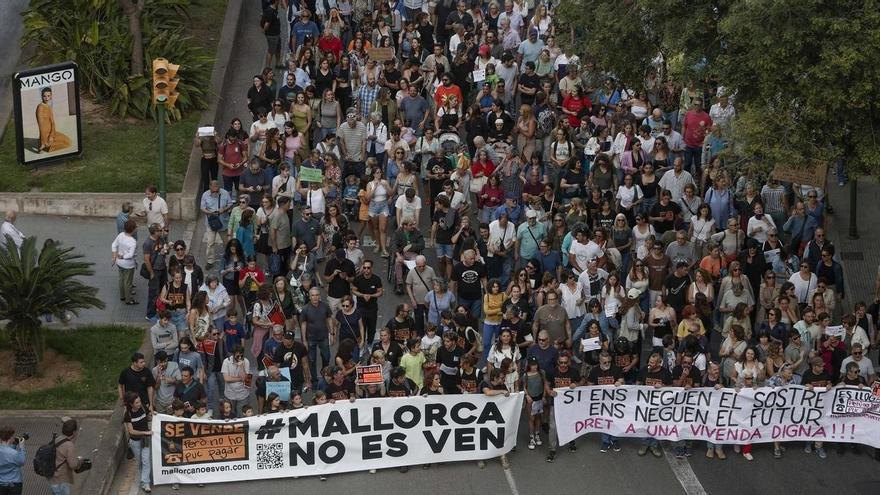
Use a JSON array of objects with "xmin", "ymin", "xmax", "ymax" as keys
[
  {"xmin": 526, "ymin": 210, "xmax": 538, "ymax": 219},
  {"xmin": 627, "ymin": 288, "xmax": 641, "ymax": 299}
]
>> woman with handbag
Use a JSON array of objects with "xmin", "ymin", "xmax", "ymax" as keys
[
  {"xmin": 187, "ymin": 291, "xmax": 213, "ymax": 349},
  {"xmin": 273, "ymin": 275, "xmax": 298, "ymax": 332},
  {"xmin": 254, "ymin": 196, "xmax": 276, "ymax": 267},
  {"xmin": 159, "ymin": 270, "xmax": 191, "ymax": 337},
  {"xmin": 250, "ymin": 284, "xmax": 275, "ymax": 360},
  {"xmin": 336, "ymin": 295, "xmax": 365, "ymax": 361}
]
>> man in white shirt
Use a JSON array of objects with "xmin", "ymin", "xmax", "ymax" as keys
[
  {"xmin": 568, "ymin": 229, "xmax": 603, "ymax": 276},
  {"xmin": 746, "ymin": 203, "xmax": 776, "ymax": 244},
  {"xmin": 111, "ymin": 219, "xmax": 139, "ymax": 304},
  {"xmin": 141, "ymin": 185, "xmax": 169, "ymax": 229},
  {"xmin": 437, "ymin": 180, "xmax": 466, "ymax": 213},
  {"xmin": 0, "ymin": 210, "xmax": 25, "ymax": 249},
  {"xmin": 658, "ymin": 157, "xmax": 695, "ymax": 203},
  {"xmin": 488, "ymin": 212, "xmax": 516, "ymax": 286},
  {"xmin": 395, "ymin": 188, "xmax": 421, "ymax": 226}
]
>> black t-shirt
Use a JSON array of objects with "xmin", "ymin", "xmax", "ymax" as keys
[
  {"xmin": 372, "ymin": 340, "xmax": 404, "ymax": 367},
  {"xmin": 479, "ymin": 379, "xmax": 507, "ymax": 394},
  {"xmin": 272, "ymin": 341, "xmax": 309, "ymax": 387},
  {"xmin": 123, "ymin": 407, "xmax": 150, "ymax": 433},
  {"xmin": 518, "ymin": 72, "xmax": 541, "ymax": 105},
  {"xmin": 261, "ymin": 6, "xmax": 281, "ymax": 36},
  {"xmin": 118, "ymin": 366, "xmax": 156, "ymax": 407},
  {"xmin": 387, "ymin": 377, "xmax": 417, "ymax": 397},
  {"xmin": 436, "ymin": 345, "xmax": 463, "ymax": 393},
  {"xmin": 671, "ymin": 365, "xmax": 702, "ymax": 387},
  {"xmin": 324, "ymin": 257, "xmax": 356, "ymax": 298},
  {"xmin": 460, "ymin": 368, "xmax": 482, "ymax": 393},
  {"xmin": 663, "ymin": 273, "xmax": 690, "ymax": 312},
  {"xmin": 638, "ymin": 366, "xmax": 673, "ymax": 387},
  {"xmin": 546, "ymin": 366, "xmax": 581, "ymax": 389},
  {"xmin": 801, "ymin": 369, "xmax": 832, "ymax": 388},
  {"xmin": 353, "ymin": 274, "xmax": 383, "ymax": 310},
  {"xmin": 500, "ymin": 318, "xmax": 528, "ymax": 347},
  {"xmin": 326, "ymin": 379, "xmax": 356, "ymax": 401},
  {"xmin": 612, "ymin": 350, "xmax": 637, "ymax": 371},
  {"xmin": 587, "ymin": 365, "xmax": 622, "ymax": 385},
  {"xmin": 651, "ymin": 201, "xmax": 681, "ymax": 233},
  {"xmin": 839, "ymin": 375, "xmax": 867, "ymax": 386},
  {"xmin": 385, "ymin": 316, "xmax": 416, "ymax": 343},
  {"xmin": 174, "ymin": 380, "xmax": 206, "ymax": 412},
  {"xmin": 452, "ymin": 261, "xmax": 487, "ymax": 300},
  {"xmin": 433, "ymin": 208, "xmax": 460, "ymax": 245}
]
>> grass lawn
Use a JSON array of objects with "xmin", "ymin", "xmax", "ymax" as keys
[
  {"xmin": 0, "ymin": 325, "xmax": 145, "ymax": 410},
  {"xmin": 0, "ymin": 0, "xmax": 228, "ymax": 193}
]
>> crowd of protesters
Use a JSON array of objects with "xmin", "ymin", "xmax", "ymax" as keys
[{"xmin": 111, "ymin": 0, "xmax": 880, "ymax": 490}]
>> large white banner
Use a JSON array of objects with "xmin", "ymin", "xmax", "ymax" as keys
[
  {"xmin": 152, "ymin": 393, "xmax": 523, "ymax": 484},
  {"xmin": 553, "ymin": 385, "xmax": 880, "ymax": 447}
]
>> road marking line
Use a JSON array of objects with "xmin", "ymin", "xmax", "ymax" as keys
[
  {"xmin": 663, "ymin": 447, "xmax": 708, "ymax": 495},
  {"xmin": 502, "ymin": 464, "xmax": 520, "ymax": 495}
]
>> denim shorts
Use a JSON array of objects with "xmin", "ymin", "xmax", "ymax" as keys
[
  {"xmin": 435, "ymin": 243, "xmax": 453, "ymax": 259},
  {"xmin": 368, "ymin": 200, "xmax": 389, "ymax": 217}
]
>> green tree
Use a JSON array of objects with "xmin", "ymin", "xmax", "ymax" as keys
[
  {"xmin": 0, "ymin": 237, "xmax": 104, "ymax": 378},
  {"xmin": 716, "ymin": 0, "xmax": 880, "ymax": 177}
]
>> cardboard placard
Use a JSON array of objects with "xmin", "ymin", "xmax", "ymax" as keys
[
  {"xmin": 472, "ymin": 69, "xmax": 486, "ymax": 83},
  {"xmin": 299, "ymin": 166, "xmax": 323, "ymax": 183},
  {"xmin": 771, "ymin": 162, "xmax": 828, "ymax": 188},
  {"xmin": 581, "ymin": 337, "xmax": 602, "ymax": 352},
  {"xmin": 356, "ymin": 364, "xmax": 384, "ymax": 385},
  {"xmin": 368, "ymin": 47, "xmax": 396, "ymax": 62},
  {"xmin": 266, "ymin": 380, "xmax": 291, "ymax": 402},
  {"xmin": 197, "ymin": 126, "xmax": 215, "ymax": 137}
]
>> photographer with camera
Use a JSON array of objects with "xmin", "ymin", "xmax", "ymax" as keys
[
  {"xmin": 49, "ymin": 418, "xmax": 90, "ymax": 495},
  {"xmin": 0, "ymin": 426, "xmax": 26, "ymax": 495}
]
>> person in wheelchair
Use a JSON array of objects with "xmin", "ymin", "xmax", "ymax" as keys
[{"xmin": 392, "ymin": 218, "xmax": 425, "ymax": 295}]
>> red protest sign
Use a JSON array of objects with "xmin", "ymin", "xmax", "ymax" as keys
[{"xmin": 356, "ymin": 364, "xmax": 384, "ymax": 385}]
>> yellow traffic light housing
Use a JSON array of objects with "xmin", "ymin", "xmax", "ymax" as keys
[{"xmin": 152, "ymin": 58, "xmax": 180, "ymax": 108}]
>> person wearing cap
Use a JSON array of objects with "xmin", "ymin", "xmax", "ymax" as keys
[
  {"xmin": 516, "ymin": 27, "xmax": 544, "ymax": 65},
  {"xmin": 515, "ymin": 209, "xmax": 546, "ymax": 266},
  {"xmin": 151, "ymin": 350, "xmax": 180, "ymax": 413}
]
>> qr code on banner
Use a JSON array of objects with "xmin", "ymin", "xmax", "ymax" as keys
[{"xmin": 256, "ymin": 443, "xmax": 284, "ymax": 470}]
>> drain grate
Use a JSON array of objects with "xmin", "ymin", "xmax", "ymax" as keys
[{"xmin": 840, "ymin": 252, "xmax": 865, "ymax": 261}]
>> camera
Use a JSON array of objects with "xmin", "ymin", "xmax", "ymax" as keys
[
  {"xmin": 74, "ymin": 458, "xmax": 92, "ymax": 473},
  {"xmin": 12, "ymin": 433, "xmax": 29, "ymax": 445}
]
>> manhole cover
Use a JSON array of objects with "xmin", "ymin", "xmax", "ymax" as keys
[{"xmin": 840, "ymin": 252, "xmax": 864, "ymax": 261}]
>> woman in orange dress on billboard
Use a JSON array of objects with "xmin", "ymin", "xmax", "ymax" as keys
[{"xmin": 35, "ymin": 87, "xmax": 71, "ymax": 153}]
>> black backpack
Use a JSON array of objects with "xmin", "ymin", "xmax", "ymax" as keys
[{"xmin": 34, "ymin": 434, "xmax": 68, "ymax": 478}]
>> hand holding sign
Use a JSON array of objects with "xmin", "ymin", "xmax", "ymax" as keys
[{"xmin": 581, "ymin": 337, "xmax": 601, "ymax": 352}]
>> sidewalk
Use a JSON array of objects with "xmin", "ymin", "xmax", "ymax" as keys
[
  {"xmin": 0, "ymin": 412, "xmax": 112, "ymax": 495},
  {"xmin": 14, "ymin": 214, "xmax": 192, "ymax": 326},
  {"xmin": 825, "ymin": 177, "xmax": 879, "ymax": 306}
]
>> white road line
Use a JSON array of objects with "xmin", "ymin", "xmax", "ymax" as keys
[
  {"xmin": 503, "ymin": 464, "xmax": 521, "ymax": 495},
  {"xmin": 663, "ymin": 447, "xmax": 708, "ymax": 495}
]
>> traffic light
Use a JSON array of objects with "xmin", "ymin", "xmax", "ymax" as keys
[{"xmin": 152, "ymin": 58, "xmax": 179, "ymax": 108}]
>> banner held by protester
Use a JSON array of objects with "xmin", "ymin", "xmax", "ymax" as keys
[
  {"xmin": 152, "ymin": 393, "xmax": 523, "ymax": 484},
  {"xmin": 554, "ymin": 385, "xmax": 880, "ymax": 447}
]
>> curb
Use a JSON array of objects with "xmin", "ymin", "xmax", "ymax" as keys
[
  {"xmin": 0, "ymin": 410, "xmax": 113, "ymax": 418},
  {"xmin": 179, "ymin": 0, "xmax": 246, "ymax": 220},
  {"xmin": 76, "ymin": 1, "xmax": 246, "ymax": 491}
]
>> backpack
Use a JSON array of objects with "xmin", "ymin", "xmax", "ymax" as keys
[{"xmin": 34, "ymin": 434, "xmax": 68, "ymax": 478}]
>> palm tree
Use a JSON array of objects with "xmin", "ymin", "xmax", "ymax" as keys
[{"xmin": 0, "ymin": 236, "xmax": 105, "ymax": 378}]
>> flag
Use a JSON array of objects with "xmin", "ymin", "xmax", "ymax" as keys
[{"xmin": 268, "ymin": 302, "xmax": 286, "ymax": 326}]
